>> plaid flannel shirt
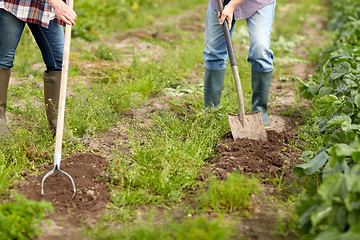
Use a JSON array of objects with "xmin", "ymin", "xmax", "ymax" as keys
[{"xmin": 0, "ymin": 0, "xmax": 66, "ymax": 28}]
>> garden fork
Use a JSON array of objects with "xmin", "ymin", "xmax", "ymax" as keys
[{"xmin": 41, "ymin": 0, "xmax": 76, "ymax": 198}]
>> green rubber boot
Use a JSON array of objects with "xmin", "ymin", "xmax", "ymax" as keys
[
  {"xmin": 44, "ymin": 71, "xmax": 62, "ymax": 132},
  {"xmin": 204, "ymin": 68, "xmax": 226, "ymax": 109},
  {"xmin": 43, "ymin": 71, "xmax": 87, "ymax": 144},
  {"xmin": 0, "ymin": 68, "xmax": 11, "ymax": 140},
  {"xmin": 251, "ymin": 69, "xmax": 272, "ymax": 127}
]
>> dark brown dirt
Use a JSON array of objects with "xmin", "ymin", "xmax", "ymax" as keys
[
  {"xmin": 16, "ymin": 153, "xmax": 110, "ymax": 226},
  {"xmin": 210, "ymin": 130, "xmax": 299, "ymax": 179},
  {"xmin": 207, "ymin": 129, "xmax": 303, "ymax": 240},
  {"xmin": 210, "ymin": 130, "xmax": 300, "ymax": 181}
]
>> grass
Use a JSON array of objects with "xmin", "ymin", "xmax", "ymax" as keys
[
  {"xmin": 0, "ymin": 153, "xmax": 24, "ymax": 194},
  {"xmin": 0, "ymin": 0, "xmax": 333, "ymax": 238},
  {"xmin": 88, "ymin": 213, "xmax": 235, "ymax": 240},
  {"xmin": 72, "ymin": 0, "xmax": 209, "ymax": 39},
  {"xmin": 0, "ymin": 193, "xmax": 53, "ymax": 240},
  {"xmin": 110, "ymin": 109, "xmax": 230, "ymax": 206},
  {"xmin": 197, "ymin": 173, "xmax": 261, "ymax": 214},
  {"xmin": 269, "ymin": 198, "xmax": 301, "ymax": 239}
]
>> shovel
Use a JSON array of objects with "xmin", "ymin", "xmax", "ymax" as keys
[
  {"xmin": 41, "ymin": 0, "xmax": 76, "ymax": 197},
  {"xmin": 216, "ymin": 0, "xmax": 267, "ymax": 141}
]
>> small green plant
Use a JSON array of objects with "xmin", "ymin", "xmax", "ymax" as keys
[
  {"xmin": 279, "ymin": 75, "xmax": 302, "ymax": 82},
  {"xmin": 170, "ymin": 215, "xmax": 235, "ymax": 240},
  {"xmin": 94, "ymin": 43, "xmax": 122, "ymax": 61},
  {"xmin": 0, "ymin": 193, "xmax": 53, "ymax": 240},
  {"xmin": 262, "ymin": 171, "xmax": 289, "ymax": 192},
  {"xmin": 270, "ymin": 199, "xmax": 301, "ymax": 239},
  {"xmin": 280, "ymin": 106, "xmax": 297, "ymax": 117},
  {"xmin": 197, "ymin": 173, "xmax": 261, "ymax": 214}
]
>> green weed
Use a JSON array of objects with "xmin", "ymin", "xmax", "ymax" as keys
[
  {"xmin": 170, "ymin": 215, "xmax": 235, "ymax": 240},
  {"xmin": 0, "ymin": 149, "xmax": 25, "ymax": 193},
  {"xmin": 0, "ymin": 193, "xmax": 53, "ymax": 240},
  {"xmin": 262, "ymin": 171, "xmax": 289, "ymax": 192},
  {"xmin": 94, "ymin": 43, "xmax": 123, "ymax": 61},
  {"xmin": 270, "ymin": 198, "xmax": 301, "ymax": 239},
  {"xmin": 197, "ymin": 173, "xmax": 261, "ymax": 214},
  {"xmin": 110, "ymin": 109, "xmax": 229, "ymax": 206},
  {"xmin": 88, "ymin": 213, "xmax": 235, "ymax": 240}
]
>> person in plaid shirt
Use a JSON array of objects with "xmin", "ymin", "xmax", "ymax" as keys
[{"xmin": 0, "ymin": 0, "xmax": 76, "ymax": 140}]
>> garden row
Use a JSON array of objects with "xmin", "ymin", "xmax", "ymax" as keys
[{"xmin": 295, "ymin": 0, "xmax": 360, "ymax": 238}]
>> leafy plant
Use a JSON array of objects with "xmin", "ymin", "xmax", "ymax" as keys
[
  {"xmin": 296, "ymin": 0, "xmax": 360, "ymax": 179},
  {"xmin": 297, "ymin": 165, "xmax": 360, "ymax": 239},
  {"xmin": 295, "ymin": 0, "xmax": 360, "ymax": 238}
]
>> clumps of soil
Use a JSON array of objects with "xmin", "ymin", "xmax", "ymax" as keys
[
  {"xmin": 211, "ymin": 130, "xmax": 300, "ymax": 181},
  {"xmin": 16, "ymin": 153, "xmax": 110, "ymax": 226}
]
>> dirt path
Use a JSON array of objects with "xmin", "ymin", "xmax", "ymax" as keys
[{"xmin": 12, "ymin": 3, "xmax": 329, "ymax": 239}]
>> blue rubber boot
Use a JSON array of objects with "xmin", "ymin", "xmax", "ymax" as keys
[{"xmin": 251, "ymin": 69, "xmax": 272, "ymax": 127}]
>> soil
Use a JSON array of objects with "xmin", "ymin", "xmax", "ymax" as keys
[
  {"xmin": 211, "ymin": 130, "xmax": 300, "ymax": 181},
  {"xmin": 16, "ymin": 153, "xmax": 110, "ymax": 227}
]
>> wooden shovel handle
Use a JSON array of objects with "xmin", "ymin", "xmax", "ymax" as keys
[{"xmin": 215, "ymin": 0, "xmax": 246, "ymax": 123}]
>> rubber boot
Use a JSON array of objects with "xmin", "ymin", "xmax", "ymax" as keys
[
  {"xmin": 0, "ymin": 68, "xmax": 11, "ymax": 140},
  {"xmin": 204, "ymin": 68, "xmax": 226, "ymax": 109},
  {"xmin": 43, "ymin": 71, "xmax": 87, "ymax": 144},
  {"xmin": 43, "ymin": 71, "xmax": 62, "ymax": 133},
  {"xmin": 251, "ymin": 69, "xmax": 272, "ymax": 127}
]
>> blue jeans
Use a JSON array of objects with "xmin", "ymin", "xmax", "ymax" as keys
[
  {"xmin": 203, "ymin": 1, "xmax": 276, "ymax": 72},
  {"xmin": 0, "ymin": 9, "xmax": 64, "ymax": 71}
]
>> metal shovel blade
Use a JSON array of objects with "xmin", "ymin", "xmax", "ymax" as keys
[{"xmin": 228, "ymin": 111, "xmax": 267, "ymax": 141}]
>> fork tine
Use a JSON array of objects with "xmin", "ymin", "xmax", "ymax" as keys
[
  {"xmin": 41, "ymin": 168, "xmax": 76, "ymax": 197},
  {"xmin": 58, "ymin": 169, "xmax": 77, "ymax": 198},
  {"xmin": 41, "ymin": 168, "xmax": 55, "ymax": 195}
]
